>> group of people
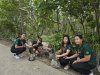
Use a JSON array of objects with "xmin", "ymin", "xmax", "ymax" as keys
[
  {"xmin": 10, "ymin": 33, "xmax": 96, "ymax": 75},
  {"xmin": 55, "ymin": 35, "xmax": 96, "ymax": 75},
  {"xmin": 11, "ymin": 33, "xmax": 44, "ymax": 59}
]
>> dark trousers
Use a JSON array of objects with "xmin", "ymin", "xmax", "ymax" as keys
[
  {"xmin": 59, "ymin": 57, "xmax": 70, "ymax": 67},
  {"xmin": 70, "ymin": 58, "xmax": 95, "ymax": 75},
  {"xmin": 29, "ymin": 48, "xmax": 33, "ymax": 54},
  {"xmin": 58, "ymin": 54, "xmax": 73, "ymax": 67},
  {"xmin": 11, "ymin": 47, "xmax": 26, "ymax": 55}
]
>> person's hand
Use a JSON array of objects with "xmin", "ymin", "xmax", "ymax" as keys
[
  {"xmin": 72, "ymin": 60, "xmax": 78, "ymax": 64},
  {"xmin": 63, "ymin": 55, "xmax": 67, "ymax": 58},
  {"xmin": 33, "ymin": 44, "xmax": 37, "ymax": 47},
  {"xmin": 56, "ymin": 55, "xmax": 61, "ymax": 58},
  {"xmin": 65, "ymin": 56, "xmax": 70, "ymax": 59},
  {"xmin": 25, "ymin": 43, "xmax": 28, "ymax": 47},
  {"xmin": 48, "ymin": 48, "xmax": 51, "ymax": 51}
]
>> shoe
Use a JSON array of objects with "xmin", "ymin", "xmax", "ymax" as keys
[
  {"xmin": 19, "ymin": 54, "xmax": 24, "ymax": 58},
  {"xmin": 14, "ymin": 54, "xmax": 20, "ymax": 59},
  {"xmin": 64, "ymin": 65, "xmax": 69, "ymax": 70},
  {"xmin": 81, "ymin": 72, "xmax": 94, "ymax": 75},
  {"xmin": 89, "ymin": 72, "xmax": 94, "ymax": 75}
]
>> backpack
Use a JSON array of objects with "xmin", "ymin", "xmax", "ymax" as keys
[{"xmin": 10, "ymin": 44, "xmax": 15, "ymax": 53}]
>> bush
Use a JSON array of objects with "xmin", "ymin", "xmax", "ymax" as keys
[{"xmin": 42, "ymin": 32, "xmax": 63, "ymax": 51}]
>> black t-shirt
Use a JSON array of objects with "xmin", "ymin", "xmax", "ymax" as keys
[{"xmin": 32, "ymin": 40, "xmax": 43, "ymax": 48}]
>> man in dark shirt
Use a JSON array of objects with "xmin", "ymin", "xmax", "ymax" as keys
[{"xmin": 32, "ymin": 37, "xmax": 43, "ymax": 56}]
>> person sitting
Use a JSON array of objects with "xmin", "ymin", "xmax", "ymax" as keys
[
  {"xmin": 65, "ymin": 35, "xmax": 96, "ymax": 75},
  {"xmin": 32, "ymin": 37, "xmax": 43, "ymax": 56},
  {"xmin": 55, "ymin": 35, "xmax": 73, "ymax": 70},
  {"xmin": 11, "ymin": 33, "xmax": 27, "ymax": 59}
]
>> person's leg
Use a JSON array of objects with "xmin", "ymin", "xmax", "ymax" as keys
[
  {"xmin": 71, "ymin": 62, "xmax": 95, "ymax": 75},
  {"xmin": 28, "ymin": 48, "xmax": 36, "ymax": 61},
  {"xmin": 29, "ymin": 48, "xmax": 33, "ymax": 54},
  {"xmin": 38, "ymin": 47, "xmax": 44, "ymax": 56},
  {"xmin": 70, "ymin": 57, "xmax": 77, "ymax": 65},
  {"xmin": 33, "ymin": 48, "xmax": 36, "ymax": 53},
  {"xmin": 15, "ymin": 47, "xmax": 26, "ymax": 55},
  {"xmin": 59, "ymin": 57, "xmax": 70, "ymax": 67},
  {"xmin": 36, "ymin": 50, "xmax": 39, "ymax": 54},
  {"xmin": 11, "ymin": 49, "xmax": 16, "ymax": 53},
  {"xmin": 11, "ymin": 45, "xmax": 16, "ymax": 53},
  {"xmin": 12, "ymin": 47, "xmax": 25, "ymax": 59}
]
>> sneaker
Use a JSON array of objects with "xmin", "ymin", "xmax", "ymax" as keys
[
  {"xmin": 89, "ymin": 72, "xmax": 94, "ymax": 75},
  {"xmin": 64, "ymin": 65, "xmax": 69, "ymax": 70},
  {"xmin": 19, "ymin": 54, "xmax": 24, "ymax": 58},
  {"xmin": 81, "ymin": 72, "xmax": 94, "ymax": 75},
  {"xmin": 14, "ymin": 54, "xmax": 20, "ymax": 59}
]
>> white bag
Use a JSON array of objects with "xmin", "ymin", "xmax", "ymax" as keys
[{"xmin": 51, "ymin": 59, "xmax": 61, "ymax": 68}]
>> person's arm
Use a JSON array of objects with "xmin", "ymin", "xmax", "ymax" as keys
[
  {"xmin": 73, "ymin": 55, "xmax": 91, "ymax": 64},
  {"xmin": 46, "ymin": 48, "xmax": 52, "ymax": 51},
  {"xmin": 56, "ymin": 50, "xmax": 71, "ymax": 58},
  {"xmin": 55, "ymin": 49, "xmax": 63, "ymax": 55},
  {"xmin": 56, "ymin": 45, "xmax": 73, "ymax": 58},
  {"xmin": 25, "ymin": 42, "xmax": 33, "ymax": 48},
  {"xmin": 15, "ymin": 45, "xmax": 24, "ymax": 48},
  {"xmin": 32, "ymin": 41, "xmax": 38, "ymax": 47},
  {"xmin": 65, "ymin": 53, "xmax": 79, "ymax": 59},
  {"xmin": 33, "ymin": 43, "xmax": 38, "ymax": 47},
  {"xmin": 15, "ymin": 39, "xmax": 24, "ymax": 48},
  {"xmin": 73, "ymin": 44, "xmax": 92, "ymax": 64}
]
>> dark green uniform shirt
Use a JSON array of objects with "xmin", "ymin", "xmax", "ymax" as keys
[
  {"xmin": 64, "ymin": 44, "xmax": 73, "ymax": 53},
  {"xmin": 15, "ymin": 38, "xmax": 26, "ymax": 46},
  {"xmin": 76, "ymin": 43, "xmax": 96, "ymax": 67}
]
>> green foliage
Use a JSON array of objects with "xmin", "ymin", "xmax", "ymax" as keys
[
  {"xmin": 86, "ymin": 14, "xmax": 93, "ymax": 22},
  {"xmin": 85, "ymin": 33, "xmax": 98, "ymax": 44},
  {"xmin": 87, "ymin": 21, "xmax": 96, "ymax": 29},
  {"xmin": 42, "ymin": 32, "xmax": 63, "ymax": 50},
  {"xmin": 0, "ymin": 0, "xmax": 99, "ymax": 46}
]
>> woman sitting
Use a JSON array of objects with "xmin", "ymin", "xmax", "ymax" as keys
[
  {"xmin": 11, "ymin": 33, "xmax": 27, "ymax": 59},
  {"xmin": 56, "ymin": 35, "xmax": 73, "ymax": 70},
  {"xmin": 65, "ymin": 35, "xmax": 96, "ymax": 75}
]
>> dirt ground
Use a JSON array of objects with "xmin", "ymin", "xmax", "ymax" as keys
[{"xmin": 0, "ymin": 39, "xmax": 80, "ymax": 75}]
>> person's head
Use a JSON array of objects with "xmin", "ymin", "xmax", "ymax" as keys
[
  {"xmin": 74, "ymin": 34, "xmax": 83, "ymax": 45},
  {"xmin": 62, "ymin": 35, "xmax": 71, "ymax": 46},
  {"xmin": 37, "ymin": 37, "xmax": 42, "ymax": 43},
  {"xmin": 18, "ymin": 33, "xmax": 26, "ymax": 40}
]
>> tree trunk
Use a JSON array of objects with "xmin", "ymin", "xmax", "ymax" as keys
[
  {"xmin": 94, "ymin": 0, "xmax": 100, "ymax": 39},
  {"xmin": 62, "ymin": 15, "xmax": 67, "ymax": 33},
  {"xmin": 80, "ymin": 14, "xmax": 86, "ymax": 36},
  {"xmin": 18, "ymin": 0, "xmax": 24, "ymax": 33},
  {"xmin": 29, "ymin": 0, "xmax": 36, "ymax": 37},
  {"xmin": 67, "ymin": 17, "xmax": 75, "ymax": 34},
  {"xmin": 19, "ymin": 12, "xmax": 24, "ymax": 33},
  {"xmin": 56, "ymin": 9, "xmax": 60, "ymax": 32}
]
